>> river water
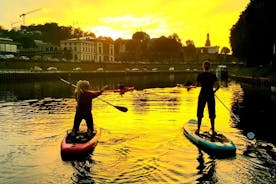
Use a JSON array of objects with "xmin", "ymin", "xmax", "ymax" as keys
[{"xmin": 0, "ymin": 73, "xmax": 275, "ymax": 184}]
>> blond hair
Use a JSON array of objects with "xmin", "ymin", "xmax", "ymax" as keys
[{"xmin": 74, "ymin": 80, "xmax": 90, "ymax": 101}]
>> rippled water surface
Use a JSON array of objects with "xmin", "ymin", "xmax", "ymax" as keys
[{"xmin": 0, "ymin": 74, "xmax": 275, "ymax": 184}]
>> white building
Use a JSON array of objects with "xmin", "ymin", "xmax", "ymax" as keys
[
  {"xmin": 199, "ymin": 46, "xmax": 220, "ymax": 54},
  {"xmin": 60, "ymin": 36, "xmax": 114, "ymax": 62},
  {"xmin": 0, "ymin": 37, "xmax": 18, "ymax": 54},
  {"xmin": 198, "ymin": 33, "xmax": 219, "ymax": 54}
]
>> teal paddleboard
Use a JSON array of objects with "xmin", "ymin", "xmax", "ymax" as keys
[{"xmin": 183, "ymin": 119, "xmax": 236, "ymax": 156}]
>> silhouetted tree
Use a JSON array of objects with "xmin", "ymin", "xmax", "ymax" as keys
[
  {"xmin": 149, "ymin": 36, "xmax": 182, "ymax": 62},
  {"xmin": 183, "ymin": 39, "xmax": 196, "ymax": 58},
  {"xmin": 220, "ymin": 47, "xmax": 230, "ymax": 54},
  {"xmin": 168, "ymin": 33, "xmax": 182, "ymax": 46},
  {"xmin": 0, "ymin": 26, "xmax": 8, "ymax": 37},
  {"xmin": 0, "ymin": 22, "xmax": 97, "ymax": 47},
  {"xmin": 132, "ymin": 31, "xmax": 150, "ymax": 42},
  {"xmin": 84, "ymin": 31, "xmax": 96, "ymax": 38},
  {"xmin": 230, "ymin": 0, "xmax": 274, "ymax": 66},
  {"xmin": 130, "ymin": 31, "xmax": 151, "ymax": 60}
]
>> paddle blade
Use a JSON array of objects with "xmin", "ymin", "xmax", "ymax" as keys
[{"xmin": 115, "ymin": 106, "xmax": 128, "ymax": 112}]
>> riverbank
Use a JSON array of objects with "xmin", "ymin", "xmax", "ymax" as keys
[
  {"xmin": 228, "ymin": 65, "xmax": 276, "ymax": 86},
  {"xmin": 229, "ymin": 65, "xmax": 276, "ymax": 80},
  {"xmin": 1, "ymin": 60, "xmax": 275, "ymax": 86},
  {"xmin": 0, "ymin": 59, "xmax": 236, "ymax": 71},
  {"xmin": 0, "ymin": 70, "xmax": 176, "ymax": 80}
]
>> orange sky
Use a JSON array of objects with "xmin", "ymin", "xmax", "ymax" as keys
[{"xmin": 0, "ymin": 0, "xmax": 249, "ymax": 50}]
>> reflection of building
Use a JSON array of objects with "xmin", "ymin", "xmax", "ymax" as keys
[
  {"xmin": 0, "ymin": 37, "xmax": 19, "ymax": 54},
  {"xmin": 60, "ymin": 36, "xmax": 114, "ymax": 62},
  {"xmin": 198, "ymin": 33, "xmax": 219, "ymax": 54}
]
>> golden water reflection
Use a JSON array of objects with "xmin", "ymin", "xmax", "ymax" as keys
[{"xmin": 0, "ymin": 82, "xmax": 273, "ymax": 183}]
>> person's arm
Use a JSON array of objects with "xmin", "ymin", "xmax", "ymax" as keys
[
  {"xmin": 100, "ymin": 85, "xmax": 109, "ymax": 92},
  {"xmin": 196, "ymin": 75, "xmax": 201, "ymax": 87},
  {"xmin": 90, "ymin": 85, "xmax": 109, "ymax": 98},
  {"xmin": 213, "ymin": 80, "xmax": 220, "ymax": 93}
]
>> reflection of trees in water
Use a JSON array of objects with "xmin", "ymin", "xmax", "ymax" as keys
[
  {"xmin": 0, "ymin": 80, "xmax": 72, "ymax": 101},
  {"xmin": 237, "ymin": 84, "xmax": 275, "ymax": 143},
  {"xmin": 0, "ymin": 73, "xmax": 199, "ymax": 101},
  {"xmin": 196, "ymin": 149, "xmax": 217, "ymax": 183},
  {"xmin": 0, "ymin": 90, "xmax": 17, "ymax": 101},
  {"xmin": 169, "ymin": 74, "xmax": 175, "ymax": 82},
  {"xmin": 71, "ymin": 155, "xmax": 96, "ymax": 184}
]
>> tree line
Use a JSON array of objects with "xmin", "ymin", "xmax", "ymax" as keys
[
  {"xmin": 0, "ymin": 23, "xmax": 96, "ymax": 48},
  {"xmin": 230, "ymin": 0, "xmax": 275, "ymax": 66},
  {"xmin": 0, "ymin": 23, "xmax": 200, "ymax": 62}
]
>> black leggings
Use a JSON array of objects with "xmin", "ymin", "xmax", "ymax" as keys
[{"xmin": 72, "ymin": 112, "xmax": 94, "ymax": 132}]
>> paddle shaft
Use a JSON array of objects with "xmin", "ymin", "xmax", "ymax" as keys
[
  {"xmin": 179, "ymin": 83, "xmax": 240, "ymax": 122},
  {"xmin": 215, "ymin": 94, "xmax": 240, "ymax": 122},
  {"xmin": 59, "ymin": 78, "xmax": 128, "ymax": 112}
]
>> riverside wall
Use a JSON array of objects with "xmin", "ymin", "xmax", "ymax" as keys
[{"xmin": 1, "ymin": 59, "xmax": 275, "ymax": 87}]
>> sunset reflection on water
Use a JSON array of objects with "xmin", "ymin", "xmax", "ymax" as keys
[{"xmin": 0, "ymin": 79, "xmax": 274, "ymax": 183}]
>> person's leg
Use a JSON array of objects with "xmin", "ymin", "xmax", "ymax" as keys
[
  {"xmin": 196, "ymin": 117, "xmax": 202, "ymax": 135},
  {"xmin": 208, "ymin": 97, "xmax": 216, "ymax": 135},
  {"xmin": 196, "ymin": 96, "xmax": 205, "ymax": 134},
  {"xmin": 72, "ymin": 112, "xmax": 82, "ymax": 136},
  {"xmin": 210, "ymin": 118, "xmax": 215, "ymax": 134},
  {"xmin": 85, "ymin": 113, "xmax": 94, "ymax": 136}
]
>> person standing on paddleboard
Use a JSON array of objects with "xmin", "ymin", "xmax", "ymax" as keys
[
  {"xmin": 72, "ymin": 80, "xmax": 108, "ymax": 136},
  {"xmin": 195, "ymin": 60, "xmax": 220, "ymax": 136}
]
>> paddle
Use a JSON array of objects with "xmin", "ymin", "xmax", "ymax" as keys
[
  {"xmin": 58, "ymin": 77, "xmax": 128, "ymax": 112},
  {"xmin": 180, "ymin": 82, "xmax": 240, "ymax": 122},
  {"xmin": 215, "ymin": 94, "xmax": 240, "ymax": 122}
]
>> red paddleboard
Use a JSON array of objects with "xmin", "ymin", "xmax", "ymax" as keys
[{"xmin": 60, "ymin": 126, "xmax": 101, "ymax": 161}]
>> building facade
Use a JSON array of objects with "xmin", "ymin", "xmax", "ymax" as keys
[
  {"xmin": 60, "ymin": 36, "xmax": 114, "ymax": 62},
  {"xmin": 198, "ymin": 33, "xmax": 219, "ymax": 54},
  {"xmin": 0, "ymin": 37, "xmax": 18, "ymax": 54},
  {"xmin": 198, "ymin": 46, "xmax": 220, "ymax": 54}
]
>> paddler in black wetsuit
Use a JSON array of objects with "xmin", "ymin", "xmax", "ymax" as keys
[
  {"xmin": 195, "ymin": 60, "xmax": 220, "ymax": 136},
  {"xmin": 72, "ymin": 80, "xmax": 108, "ymax": 136}
]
